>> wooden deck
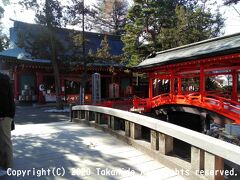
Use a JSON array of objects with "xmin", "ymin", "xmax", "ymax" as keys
[{"xmin": 3, "ymin": 121, "xmax": 185, "ymax": 180}]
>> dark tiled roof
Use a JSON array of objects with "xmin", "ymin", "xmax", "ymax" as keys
[
  {"xmin": 137, "ymin": 33, "xmax": 240, "ymax": 69},
  {"xmin": 1, "ymin": 20, "xmax": 124, "ymax": 66}
]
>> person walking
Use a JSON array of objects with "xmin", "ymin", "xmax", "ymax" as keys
[{"xmin": 0, "ymin": 72, "xmax": 15, "ymax": 176}]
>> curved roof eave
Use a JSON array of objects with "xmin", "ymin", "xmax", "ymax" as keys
[{"xmin": 136, "ymin": 33, "xmax": 240, "ymax": 70}]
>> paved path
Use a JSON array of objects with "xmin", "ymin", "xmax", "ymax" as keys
[
  {"xmin": 15, "ymin": 106, "xmax": 69, "ymax": 124},
  {"xmin": 4, "ymin": 121, "xmax": 184, "ymax": 180}
]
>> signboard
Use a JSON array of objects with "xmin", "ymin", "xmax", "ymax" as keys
[
  {"xmin": 92, "ymin": 73, "xmax": 101, "ymax": 104},
  {"xmin": 79, "ymin": 85, "xmax": 85, "ymax": 105}
]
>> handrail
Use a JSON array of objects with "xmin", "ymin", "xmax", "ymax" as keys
[
  {"xmin": 205, "ymin": 93, "xmax": 240, "ymax": 106},
  {"xmin": 152, "ymin": 93, "xmax": 170, "ymax": 100},
  {"xmin": 72, "ymin": 105, "xmax": 240, "ymax": 166},
  {"xmin": 133, "ymin": 95, "xmax": 146, "ymax": 101},
  {"xmin": 187, "ymin": 92, "xmax": 200, "ymax": 97},
  {"xmin": 133, "ymin": 92, "xmax": 240, "ymax": 123}
]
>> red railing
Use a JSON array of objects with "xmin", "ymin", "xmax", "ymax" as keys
[
  {"xmin": 96, "ymin": 99, "xmax": 133, "ymax": 111},
  {"xmin": 133, "ymin": 93, "xmax": 240, "ymax": 124}
]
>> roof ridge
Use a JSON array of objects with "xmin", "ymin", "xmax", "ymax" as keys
[
  {"xmin": 156, "ymin": 33, "xmax": 240, "ymax": 55},
  {"xmin": 10, "ymin": 19, "xmax": 121, "ymax": 39}
]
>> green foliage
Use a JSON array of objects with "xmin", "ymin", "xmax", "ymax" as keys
[
  {"xmin": 96, "ymin": 35, "xmax": 111, "ymax": 59},
  {"xmin": 159, "ymin": 5, "xmax": 224, "ymax": 50},
  {"xmin": 66, "ymin": 0, "xmax": 94, "ymax": 31},
  {"xmin": 88, "ymin": 35, "xmax": 122, "ymax": 62},
  {"xmin": 18, "ymin": 0, "xmax": 38, "ymax": 10},
  {"xmin": 91, "ymin": 0, "xmax": 128, "ymax": 35},
  {"xmin": 205, "ymin": 77, "xmax": 221, "ymax": 91},
  {"xmin": 19, "ymin": 0, "xmax": 64, "ymax": 28},
  {"xmin": 18, "ymin": 0, "xmax": 65, "ymax": 109},
  {"xmin": 0, "ymin": 2, "xmax": 9, "ymax": 51},
  {"xmin": 17, "ymin": 27, "xmax": 64, "ymax": 60},
  {"xmin": 68, "ymin": 31, "xmax": 92, "ymax": 63},
  {"xmin": 122, "ymin": 0, "xmax": 224, "ymax": 66},
  {"xmin": 36, "ymin": 0, "xmax": 63, "ymax": 28},
  {"xmin": 18, "ymin": 0, "xmax": 65, "ymax": 58},
  {"xmin": 71, "ymin": 33, "xmax": 84, "ymax": 48},
  {"xmin": 0, "ymin": 34, "xmax": 8, "ymax": 51}
]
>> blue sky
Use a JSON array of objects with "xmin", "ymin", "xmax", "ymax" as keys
[{"xmin": 1, "ymin": 0, "xmax": 240, "ymax": 35}]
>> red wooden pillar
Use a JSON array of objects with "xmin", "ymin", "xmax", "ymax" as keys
[
  {"xmin": 200, "ymin": 65, "xmax": 205, "ymax": 102},
  {"xmin": 149, "ymin": 73, "xmax": 153, "ymax": 99},
  {"xmin": 13, "ymin": 67, "xmax": 20, "ymax": 100},
  {"xmin": 232, "ymin": 69, "xmax": 238, "ymax": 101},
  {"xmin": 178, "ymin": 76, "xmax": 182, "ymax": 95},
  {"xmin": 36, "ymin": 72, "xmax": 44, "ymax": 104},
  {"xmin": 170, "ymin": 71, "xmax": 175, "ymax": 98}
]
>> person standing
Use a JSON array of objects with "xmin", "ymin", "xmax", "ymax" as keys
[{"xmin": 0, "ymin": 72, "xmax": 15, "ymax": 176}]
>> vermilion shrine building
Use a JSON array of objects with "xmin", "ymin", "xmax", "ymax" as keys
[{"xmin": 133, "ymin": 33, "xmax": 240, "ymax": 124}]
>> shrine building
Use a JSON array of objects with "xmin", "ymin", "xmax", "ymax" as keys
[{"xmin": 0, "ymin": 20, "xmax": 133, "ymax": 104}]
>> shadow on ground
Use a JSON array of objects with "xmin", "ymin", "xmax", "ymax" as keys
[
  {"xmin": 4, "ymin": 122, "xmax": 143, "ymax": 180},
  {"xmin": 14, "ymin": 106, "xmax": 69, "ymax": 124}
]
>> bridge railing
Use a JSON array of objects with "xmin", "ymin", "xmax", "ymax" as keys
[
  {"xmin": 70, "ymin": 105, "xmax": 240, "ymax": 180},
  {"xmin": 133, "ymin": 93, "xmax": 240, "ymax": 123}
]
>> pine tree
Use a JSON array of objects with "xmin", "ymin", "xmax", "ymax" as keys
[
  {"xmin": 223, "ymin": 0, "xmax": 240, "ymax": 5},
  {"xmin": 18, "ymin": 0, "xmax": 65, "ymax": 109},
  {"xmin": 66, "ymin": 0, "xmax": 94, "ymax": 31},
  {"xmin": 159, "ymin": 4, "xmax": 224, "ymax": 50},
  {"xmin": 0, "ymin": 0, "xmax": 9, "ymax": 51},
  {"xmin": 122, "ymin": 0, "xmax": 224, "ymax": 66},
  {"xmin": 89, "ymin": 35, "xmax": 122, "ymax": 62},
  {"xmin": 122, "ymin": 0, "xmax": 180, "ymax": 66},
  {"xmin": 96, "ymin": 35, "xmax": 111, "ymax": 59},
  {"xmin": 66, "ymin": 0, "xmax": 95, "ymax": 104},
  {"xmin": 91, "ymin": 0, "xmax": 128, "ymax": 35}
]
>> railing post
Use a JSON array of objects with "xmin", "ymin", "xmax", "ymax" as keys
[
  {"xmin": 85, "ymin": 111, "xmax": 89, "ymax": 121},
  {"xmin": 94, "ymin": 112, "xmax": 98, "ymax": 123},
  {"xmin": 200, "ymin": 112, "xmax": 210, "ymax": 133},
  {"xmin": 204, "ymin": 152, "xmax": 224, "ymax": 180},
  {"xmin": 107, "ymin": 115, "xmax": 111, "ymax": 128},
  {"xmin": 151, "ymin": 130, "xmax": 159, "ymax": 150},
  {"xmin": 110, "ymin": 116, "xmax": 119, "ymax": 130},
  {"xmin": 130, "ymin": 122, "xmax": 141, "ymax": 139},
  {"xmin": 88, "ymin": 111, "xmax": 93, "ymax": 121},
  {"xmin": 191, "ymin": 146, "xmax": 204, "ymax": 172},
  {"xmin": 125, "ymin": 121, "xmax": 130, "ymax": 137},
  {"xmin": 100, "ymin": 113, "xmax": 103, "ymax": 124},
  {"xmin": 159, "ymin": 133, "xmax": 173, "ymax": 155},
  {"xmin": 69, "ymin": 104, "xmax": 73, "ymax": 122},
  {"xmin": 77, "ymin": 110, "xmax": 81, "ymax": 119},
  {"xmin": 100, "ymin": 114, "xmax": 108, "ymax": 124},
  {"xmin": 97, "ymin": 113, "xmax": 101, "ymax": 124}
]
